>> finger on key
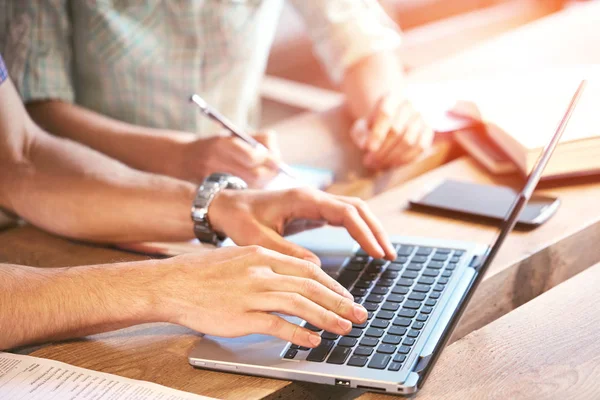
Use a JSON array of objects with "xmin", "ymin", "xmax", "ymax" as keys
[
  {"xmin": 335, "ymin": 196, "xmax": 396, "ymax": 260},
  {"xmin": 256, "ymin": 292, "xmax": 353, "ymax": 336},
  {"xmin": 264, "ymin": 251, "xmax": 353, "ymax": 300},
  {"xmin": 249, "ymin": 312, "xmax": 322, "ymax": 348},
  {"xmin": 264, "ymin": 275, "xmax": 367, "ymax": 324}
]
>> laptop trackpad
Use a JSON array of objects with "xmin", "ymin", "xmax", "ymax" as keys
[
  {"xmin": 191, "ymin": 316, "xmax": 303, "ymax": 366},
  {"xmin": 286, "ymin": 226, "xmax": 357, "ymax": 275}
]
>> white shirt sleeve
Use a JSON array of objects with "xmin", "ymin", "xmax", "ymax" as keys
[{"xmin": 289, "ymin": 0, "xmax": 402, "ymax": 84}]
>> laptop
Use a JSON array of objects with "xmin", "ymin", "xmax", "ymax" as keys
[{"xmin": 188, "ymin": 81, "xmax": 586, "ymax": 395}]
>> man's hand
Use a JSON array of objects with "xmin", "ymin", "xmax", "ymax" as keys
[
  {"xmin": 158, "ymin": 246, "xmax": 367, "ymax": 348},
  {"xmin": 179, "ymin": 131, "xmax": 281, "ymax": 187},
  {"xmin": 208, "ymin": 188, "xmax": 397, "ymax": 265},
  {"xmin": 350, "ymin": 92, "xmax": 435, "ymax": 171}
]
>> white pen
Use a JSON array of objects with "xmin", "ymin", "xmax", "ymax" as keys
[{"xmin": 190, "ymin": 94, "xmax": 297, "ymax": 179}]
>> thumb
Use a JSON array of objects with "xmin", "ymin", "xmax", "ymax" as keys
[
  {"xmin": 255, "ymin": 225, "xmax": 321, "ymax": 266},
  {"xmin": 365, "ymin": 93, "xmax": 398, "ymax": 152}
]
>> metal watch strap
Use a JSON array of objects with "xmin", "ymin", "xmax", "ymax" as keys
[{"xmin": 191, "ymin": 173, "xmax": 247, "ymax": 245}]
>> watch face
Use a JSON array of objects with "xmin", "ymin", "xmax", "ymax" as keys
[
  {"xmin": 227, "ymin": 176, "xmax": 248, "ymax": 190},
  {"xmin": 193, "ymin": 173, "xmax": 246, "ymax": 245},
  {"xmin": 207, "ymin": 173, "xmax": 232, "ymax": 182},
  {"xmin": 208, "ymin": 173, "xmax": 247, "ymax": 190}
]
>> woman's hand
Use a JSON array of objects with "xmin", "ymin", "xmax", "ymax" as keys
[
  {"xmin": 208, "ymin": 187, "xmax": 397, "ymax": 265},
  {"xmin": 158, "ymin": 246, "xmax": 368, "ymax": 348},
  {"xmin": 350, "ymin": 92, "xmax": 435, "ymax": 171},
  {"xmin": 179, "ymin": 131, "xmax": 282, "ymax": 187}
]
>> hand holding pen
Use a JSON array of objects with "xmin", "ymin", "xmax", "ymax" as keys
[{"xmin": 191, "ymin": 94, "xmax": 296, "ymax": 180}]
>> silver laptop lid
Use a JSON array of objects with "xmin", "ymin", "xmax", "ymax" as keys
[{"xmin": 417, "ymin": 80, "xmax": 588, "ymax": 386}]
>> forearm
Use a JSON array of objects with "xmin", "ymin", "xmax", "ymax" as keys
[
  {"xmin": 0, "ymin": 261, "xmax": 166, "ymax": 350},
  {"xmin": 341, "ymin": 50, "xmax": 406, "ymax": 119},
  {"xmin": 26, "ymin": 101, "xmax": 194, "ymax": 179},
  {"xmin": 1, "ymin": 123, "xmax": 195, "ymax": 243}
]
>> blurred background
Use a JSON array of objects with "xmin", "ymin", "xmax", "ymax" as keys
[{"xmin": 261, "ymin": 0, "xmax": 590, "ymax": 126}]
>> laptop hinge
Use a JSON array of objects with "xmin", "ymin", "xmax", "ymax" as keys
[
  {"xmin": 469, "ymin": 254, "xmax": 486, "ymax": 272},
  {"xmin": 413, "ymin": 354, "xmax": 432, "ymax": 374}
]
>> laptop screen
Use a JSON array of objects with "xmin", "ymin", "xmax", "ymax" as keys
[
  {"xmin": 478, "ymin": 79, "xmax": 587, "ymax": 277},
  {"xmin": 417, "ymin": 80, "xmax": 587, "ymax": 387}
]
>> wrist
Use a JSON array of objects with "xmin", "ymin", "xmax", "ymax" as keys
[
  {"xmin": 121, "ymin": 260, "xmax": 167, "ymax": 324},
  {"xmin": 147, "ymin": 130, "xmax": 203, "ymax": 182},
  {"xmin": 192, "ymin": 175, "xmax": 247, "ymax": 244},
  {"xmin": 140, "ymin": 173, "xmax": 196, "ymax": 242},
  {"xmin": 167, "ymin": 137, "xmax": 195, "ymax": 181},
  {"xmin": 144, "ymin": 257, "xmax": 195, "ymax": 325},
  {"xmin": 173, "ymin": 178, "xmax": 198, "ymax": 239},
  {"xmin": 205, "ymin": 189, "xmax": 236, "ymax": 238},
  {"xmin": 61, "ymin": 260, "xmax": 170, "ymax": 328},
  {"xmin": 343, "ymin": 51, "xmax": 406, "ymax": 120},
  {"xmin": 108, "ymin": 259, "xmax": 181, "ymax": 324}
]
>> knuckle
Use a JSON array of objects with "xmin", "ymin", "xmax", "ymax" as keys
[
  {"xmin": 320, "ymin": 308, "xmax": 334, "ymax": 326},
  {"xmin": 246, "ymin": 265, "xmax": 272, "ymax": 281},
  {"xmin": 290, "ymin": 323, "xmax": 303, "ymax": 343},
  {"xmin": 342, "ymin": 204, "xmax": 359, "ymax": 217},
  {"xmin": 287, "ymin": 293, "xmax": 304, "ymax": 310},
  {"xmin": 335, "ymin": 296, "xmax": 351, "ymax": 315},
  {"xmin": 266, "ymin": 316, "xmax": 284, "ymax": 333},
  {"xmin": 302, "ymin": 260, "xmax": 319, "ymax": 279},
  {"xmin": 353, "ymin": 198, "xmax": 368, "ymax": 210},
  {"xmin": 245, "ymin": 245, "xmax": 266, "ymax": 257},
  {"xmin": 301, "ymin": 278, "xmax": 320, "ymax": 297},
  {"xmin": 287, "ymin": 187, "xmax": 312, "ymax": 202}
]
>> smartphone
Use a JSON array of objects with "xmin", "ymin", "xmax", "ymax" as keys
[{"xmin": 409, "ymin": 180, "xmax": 560, "ymax": 228}]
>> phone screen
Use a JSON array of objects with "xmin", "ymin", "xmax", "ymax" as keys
[{"xmin": 410, "ymin": 180, "xmax": 560, "ymax": 227}]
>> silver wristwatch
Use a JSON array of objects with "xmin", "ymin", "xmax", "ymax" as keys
[{"xmin": 191, "ymin": 173, "xmax": 247, "ymax": 245}]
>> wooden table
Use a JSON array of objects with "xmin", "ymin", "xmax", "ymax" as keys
[
  {"xmin": 2, "ymin": 154, "xmax": 600, "ymax": 399},
  {"xmin": 3, "ymin": 3, "xmax": 600, "ymax": 399}
]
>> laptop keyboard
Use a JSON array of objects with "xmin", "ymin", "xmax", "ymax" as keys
[{"xmin": 283, "ymin": 243, "xmax": 465, "ymax": 372}]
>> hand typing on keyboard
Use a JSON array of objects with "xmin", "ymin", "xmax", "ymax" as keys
[
  {"xmin": 155, "ymin": 188, "xmax": 395, "ymax": 349},
  {"xmin": 208, "ymin": 187, "xmax": 397, "ymax": 265},
  {"xmin": 155, "ymin": 247, "xmax": 368, "ymax": 349},
  {"xmin": 284, "ymin": 245, "xmax": 465, "ymax": 371}
]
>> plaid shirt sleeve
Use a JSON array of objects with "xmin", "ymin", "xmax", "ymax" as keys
[
  {"xmin": 0, "ymin": 54, "xmax": 7, "ymax": 85},
  {"xmin": 290, "ymin": 0, "xmax": 402, "ymax": 84},
  {"xmin": 0, "ymin": 0, "xmax": 74, "ymax": 103}
]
